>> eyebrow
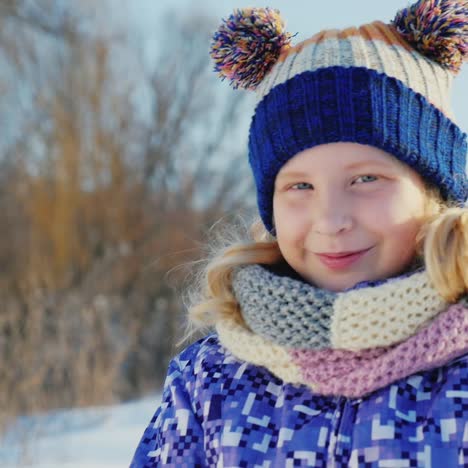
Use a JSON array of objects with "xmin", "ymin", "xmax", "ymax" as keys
[
  {"xmin": 345, "ymin": 160, "xmax": 394, "ymax": 170},
  {"xmin": 277, "ymin": 160, "xmax": 395, "ymax": 179}
]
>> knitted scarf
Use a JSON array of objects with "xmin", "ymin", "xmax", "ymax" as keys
[{"xmin": 216, "ymin": 264, "xmax": 468, "ymax": 398}]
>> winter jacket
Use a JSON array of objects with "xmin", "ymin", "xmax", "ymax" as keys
[
  {"xmin": 131, "ymin": 263, "xmax": 468, "ymax": 467},
  {"xmin": 131, "ymin": 335, "xmax": 468, "ymax": 467}
]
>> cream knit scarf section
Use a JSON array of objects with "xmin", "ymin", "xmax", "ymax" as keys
[{"xmin": 216, "ymin": 264, "xmax": 468, "ymax": 398}]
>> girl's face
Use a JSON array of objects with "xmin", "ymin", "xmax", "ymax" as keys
[{"xmin": 273, "ymin": 142, "xmax": 428, "ymax": 292}]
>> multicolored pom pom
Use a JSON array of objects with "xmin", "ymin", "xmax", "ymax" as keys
[
  {"xmin": 210, "ymin": 8, "xmax": 294, "ymax": 90},
  {"xmin": 392, "ymin": 0, "xmax": 468, "ymax": 73}
]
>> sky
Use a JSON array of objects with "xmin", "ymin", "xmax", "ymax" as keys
[{"xmin": 118, "ymin": 0, "xmax": 468, "ymax": 133}]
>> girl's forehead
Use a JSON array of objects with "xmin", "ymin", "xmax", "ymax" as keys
[{"xmin": 279, "ymin": 143, "xmax": 400, "ymax": 173}]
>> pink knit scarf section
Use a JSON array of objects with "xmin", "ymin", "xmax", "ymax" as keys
[{"xmin": 291, "ymin": 302, "xmax": 468, "ymax": 398}]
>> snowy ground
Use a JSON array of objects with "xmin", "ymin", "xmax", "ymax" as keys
[{"xmin": 0, "ymin": 395, "xmax": 161, "ymax": 468}]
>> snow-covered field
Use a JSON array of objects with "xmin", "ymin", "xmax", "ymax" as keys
[{"xmin": 0, "ymin": 395, "xmax": 161, "ymax": 468}]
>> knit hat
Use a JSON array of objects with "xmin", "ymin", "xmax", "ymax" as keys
[{"xmin": 210, "ymin": 0, "xmax": 468, "ymax": 233}]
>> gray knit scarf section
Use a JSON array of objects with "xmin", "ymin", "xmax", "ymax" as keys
[{"xmin": 232, "ymin": 264, "xmax": 337, "ymax": 349}]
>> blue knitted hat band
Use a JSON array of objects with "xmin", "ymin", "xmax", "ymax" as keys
[
  {"xmin": 210, "ymin": 6, "xmax": 468, "ymax": 233},
  {"xmin": 248, "ymin": 67, "xmax": 468, "ymax": 233}
]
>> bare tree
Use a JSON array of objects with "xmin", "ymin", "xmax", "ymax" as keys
[{"xmin": 0, "ymin": 3, "xmax": 252, "ymax": 431}]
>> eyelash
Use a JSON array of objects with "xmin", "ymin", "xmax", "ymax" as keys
[
  {"xmin": 291, "ymin": 182, "xmax": 313, "ymax": 190},
  {"xmin": 289, "ymin": 175, "xmax": 379, "ymax": 191},
  {"xmin": 353, "ymin": 175, "xmax": 379, "ymax": 184}
]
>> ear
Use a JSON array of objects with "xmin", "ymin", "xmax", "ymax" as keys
[
  {"xmin": 392, "ymin": 0, "xmax": 468, "ymax": 73},
  {"xmin": 210, "ymin": 8, "xmax": 294, "ymax": 90}
]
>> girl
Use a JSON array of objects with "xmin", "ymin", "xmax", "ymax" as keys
[{"xmin": 132, "ymin": 1, "xmax": 468, "ymax": 466}]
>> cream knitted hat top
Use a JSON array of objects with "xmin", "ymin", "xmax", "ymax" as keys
[
  {"xmin": 211, "ymin": 0, "xmax": 468, "ymax": 233},
  {"xmin": 256, "ymin": 20, "xmax": 455, "ymax": 117}
]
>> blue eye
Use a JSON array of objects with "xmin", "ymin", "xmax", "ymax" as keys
[
  {"xmin": 291, "ymin": 182, "xmax": 313, "ymax": 190},
  {"xmin": 354, "ymin": 175, "xmax": 378, "ymax": 184}
]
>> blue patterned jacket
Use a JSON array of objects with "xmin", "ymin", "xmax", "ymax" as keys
[{"xmin": 131, "ymin": 335, "xmax": 468, "ymax": 467}]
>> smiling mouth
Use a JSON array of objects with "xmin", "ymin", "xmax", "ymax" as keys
[{"xmin": 314, "ymin": 247, "xmax": 373, "ymax": 270}]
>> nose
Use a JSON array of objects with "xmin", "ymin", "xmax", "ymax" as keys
[{"xmin": 311, "ymin": 190, "xmax": 353, "ymax": 236}]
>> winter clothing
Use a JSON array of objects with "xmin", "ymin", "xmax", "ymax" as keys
[
  {"xmin": 131, "ymin": 330, "xmax": 468, "ymax": 467},
  {"xmin": 131, "ymin": 265, "xmax": 468, "ymax": 467},
  {"xmin": 131, "ymin": 1, "xmax": 468, "ymax": 466},
  {"xmin": 220, "ymin": 265, "xmax": 468, "ymax": 398},
  {"xmin": 210, "ymin": 3, "xmax": 468, "ymax": 232}
]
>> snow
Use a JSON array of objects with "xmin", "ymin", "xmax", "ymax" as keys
[{"xmin": 0, "ymin": 395, "xmax": 161, "ymax": 468}]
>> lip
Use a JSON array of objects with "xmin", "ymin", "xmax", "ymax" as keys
[{"xmin": 315, "ymin": 247, "xmax": 373, "ymax": 270}]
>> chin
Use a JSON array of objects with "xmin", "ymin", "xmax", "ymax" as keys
[
  {"xmin": 305, "ymin": 271, "xmax": 372, "ymax": 292},
  {"xmin": 323, "ymin": 281, "xmax": 360, "ymax": 293}
]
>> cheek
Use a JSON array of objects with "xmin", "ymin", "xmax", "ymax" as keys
[
  {"xmin": 384, "ymin": 217, "xmax": 422, "ymax": 248},
  {"xmin": 364, "ymin": 185, "xmax": 425, "ymax": 250},
  {"xmin": 379, "ymin": 216, "xmax": 423, "ymax": 272},
  {"xmin": 364, "ymin": 182, "xmax": 425, "ymax": 225},
  {"xmin": 273, "ymin": 199, "xmax": 309, "ymax": 242}
]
